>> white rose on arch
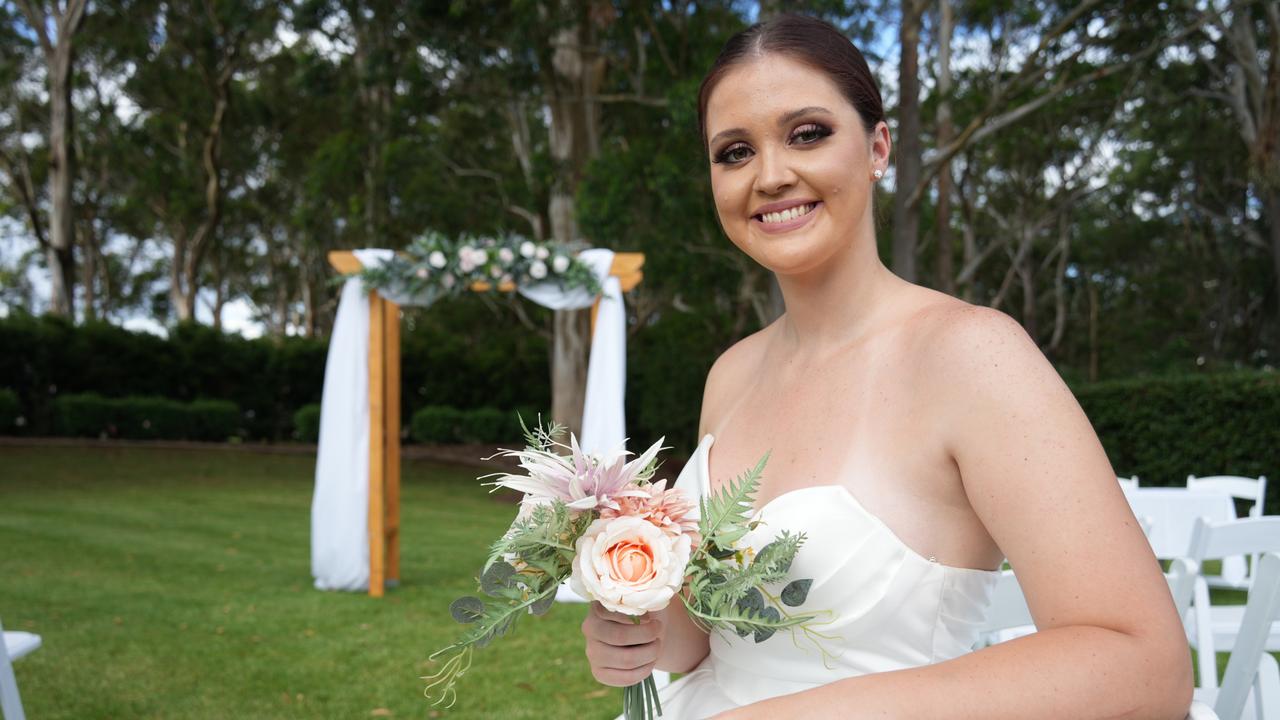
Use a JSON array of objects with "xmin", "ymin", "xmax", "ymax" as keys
[
  {"xmin": 529, "ymin": 260, "xmax": 547, "ymax": 280},
  {"xmin": 498, "ymin": 247, "xmax": 515, "ymax": 264},
  {"xmin": 570, "ymin": 515, "xmax": 692, "ymax": 616},
  {"xmin": 428, "ymin": 251, "xmax": 447, "ymax": 269},
  {"xmin": 552, "ymin": 255, "xmax": 571, "ymax": 274},
  {"xmin": 519, "ymin": 241, "xmax": 536, "ymax": 259}
]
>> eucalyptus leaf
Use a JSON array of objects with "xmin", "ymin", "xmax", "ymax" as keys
[
  {"xmin": 735, "ymin": 586, "xmax": 764, "ymax": 615},
  {"xmin": 529, "ymin": 590, "xmax": 555, "ymax": 616},
  {"xmin": 781, "ymin": 578, "xmax": 813, "ymax": 607},
  {"xmin": 480, "ymin": 561, "xmax": 516, "ymax": 596},
  {"xmin": 753, "ymin": 607, "xmax": 781, "ymax": 643},
  {"xmin": 450, "ymin": 596, "xmax": 485, "ymax": 624}
]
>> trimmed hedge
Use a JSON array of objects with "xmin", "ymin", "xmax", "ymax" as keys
[
  {"xmin": 1074, "ymin": 372, "xmax": 1280, "ymax": 515},
  {"xmin": 293, "ymin": 404, "xmax": 321, "ymax": 443},
  {"xmin": 51, "ymin": 393, "xmax": 240, "ymax": 441},
  {"xmin": 0, "ymin": 388, "xmax": 19, "ymax": 432},
  {"xmin": 410, "ymin": 406, "xmax": 536, "ymax": 445}
]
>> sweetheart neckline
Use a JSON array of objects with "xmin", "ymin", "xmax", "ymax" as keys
[{"xmin": 697, "ymin": 434, "xmax": 1002, "ymax": 576}]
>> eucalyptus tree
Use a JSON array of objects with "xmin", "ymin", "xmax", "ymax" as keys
[
  {"xmin": 123, "ymin": 0, "xmax": 281, "ymax": 322},
  {"xmin": 11, "ymin": 0, "xmax": 88, "ymax": 316}
]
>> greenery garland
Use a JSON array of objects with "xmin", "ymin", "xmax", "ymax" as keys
[{"xmin": 357, "ymin": 231, "xmax": 602, "ymax": 303}]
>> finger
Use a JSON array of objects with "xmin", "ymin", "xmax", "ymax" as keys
[
  {"xmin": 586, "ymin": 636, "xmax": 663, "ymax": 670},
  {"xmin": 591, "ymin": 601, "xmax": 656, "ymax": 625},
  {"xmin": 584, "ymin": 614, "xmax": 664, "ymax": 646},
  {"xmin": 592, "ymin": 661, "xmax": 657, "ymax": 688}
]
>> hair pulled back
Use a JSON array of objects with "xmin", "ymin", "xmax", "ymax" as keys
[{"xmin": 697, "ymin": 14, "xmax": 885, "ymax": 147}]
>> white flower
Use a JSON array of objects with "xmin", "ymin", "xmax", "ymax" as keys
[
  {"xmin": 415, "ymin": 267, "xmax": 429, "ymax": 280},
  {"xmin": 459, "ymin": 259, "xmax": 476, "ymax": 273},
  {"xmin": 428, "ymin": 251, "xmax": 447, "ymax": 269},
  {"xmin": 441, "ymin": 274, "xmax": 456, "ymax": 289},
  {"xmin": 535, "ymin": 246, "xmax": 550, "ymax": 260},
  {"xmin": 552, "ymin": 255, "xmax": 570, "ymax": 274},
  {"xmin": 529, "ymin": 260, "xmax": 547, "ymax": 280},
  {"xmin": 459, "ymin": 245, "xmax": 476, "ymax": 261},
  {"xmin": 520, "ymin": 241, "xmax": 536, "ymax": 259},
  {"xmin": 490, "ymin": 265, "xmax": 503, "ymax": 279},
  {"xmin": 473, "ymin": 249, "xmax": 488, "ymax": 265},
  {"xmin": 498, "ymin": 247, "xmax": 515, "ymax": 264},
  {"xmin": 501, "ymin": 273, "xmax": 513, "ymax": 285},
  {"xmin": 570, "ymin": 515, "xmax": 691, "ymax": 616}
]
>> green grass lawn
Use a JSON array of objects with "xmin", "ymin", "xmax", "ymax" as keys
[
  {"xmin": 0, "ymin": 445, "xmax": 620, "ymax": 720},
  {"xmin": 0, "ymin": 445, "xmax": 1271, "ymax": 718}
]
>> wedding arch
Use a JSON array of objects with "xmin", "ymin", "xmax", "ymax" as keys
[{"xmin": 311, "ymin": 241, "xmax": 644, "ymax": 597}]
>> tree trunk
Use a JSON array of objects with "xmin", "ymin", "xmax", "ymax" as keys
[
  {"xmin": 1087, "ymin": 279, "xmax": 1099, "ymax": 382},
  {"xmin": 892, "ymin": 0, "xmax": 924, "ymax": 283},
  {"xmin": 1269, "ymin": 189, "xmax": 1280, "ymax": 345},
  {"xmin": 934, "ymin": 0, "xmax": 955, "ymax": 295},
  {"xmin": 545, "ymin": 9, "xmax": 605, "ymax": 437},
  {"xmin": 46, "ymin": 27, "xmax": 79, "ymax": 315}
]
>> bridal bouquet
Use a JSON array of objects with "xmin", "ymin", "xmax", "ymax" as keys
[{"xmin": 423, "ymin": 420, "xmax": 823, "ymax": 720}]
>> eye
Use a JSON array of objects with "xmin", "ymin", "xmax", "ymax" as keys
[
  {"xmin": 790, "ymin": 123, "xmax": 833, "ymax": 145},
  {"xmin": 713, "ymin": 142, "xmax": 753, "ymax": 165}
]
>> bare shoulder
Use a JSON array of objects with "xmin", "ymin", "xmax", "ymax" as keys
[
  {"xmin": 697, "ymin": 323, "xmax": 773, "ymax": 437},
  {"xmin": 912, "ymin": 299, "xmax": 1070, "ymax": 402}
]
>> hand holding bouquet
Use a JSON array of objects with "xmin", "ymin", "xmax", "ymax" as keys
[{"xmin": 424, "ymin": 420, "xmax": 825, "ymax": 719}]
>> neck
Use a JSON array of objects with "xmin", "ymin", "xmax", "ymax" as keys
[{"xmin": 772, "ymin": 221, "xmax": 902, "ymax": 357}]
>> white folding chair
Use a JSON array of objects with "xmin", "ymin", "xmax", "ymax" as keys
[
  {"xmin": 1119, "ymin": 475, "xmax": 1140, "ymax": 492},
  {"xmin": 1185, "ymin": 516, "xmax": 1280, "ymax": 693},
  {"xmin": 1, "ymin": 616, "xmax": 41, "ymax": 720},
  {"xmin": 1187, "ymin": 475, "xmax": 1269, "ymax": 590},
  {"xmin": 1191, "ymin": 552, "xmax": 1280, "ymax": 720}
]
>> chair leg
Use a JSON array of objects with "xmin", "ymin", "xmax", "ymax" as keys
[
  {"xmin": 1194, "ymin": 577, "xmax": 1219, "ymax": 690},
  {"xmin": 0, "ymin": 640, "xmax": 26, "ymax": 720}
]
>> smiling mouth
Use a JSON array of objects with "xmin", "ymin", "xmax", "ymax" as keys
[{"xmin": 753, "ymin": 202, "xmax": 819, "ymax": 225}]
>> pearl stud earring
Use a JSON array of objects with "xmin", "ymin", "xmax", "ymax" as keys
[{"xmin": 873, "ymin": 169, "xmax": 884, "ymax": 180}]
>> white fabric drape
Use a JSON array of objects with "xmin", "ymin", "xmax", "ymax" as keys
[
  {"xmin": 310, "ymin": 274, "xmax": 372, "ymax": 591},
  {"xmin": 312, "ymin": 247, "xmax": 628, "ymax": 592}
]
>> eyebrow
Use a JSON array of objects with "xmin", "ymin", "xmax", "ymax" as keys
[{"xmin": 707, "ymin": 106, "xmax": 835, "ymax": 149}]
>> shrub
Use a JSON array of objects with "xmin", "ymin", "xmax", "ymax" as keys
[
  {"xmin": 457, "ymin": 407, "xmax": 507, "ymax": 444},
  {"xmin": 1073, "ymin": 371, "xmax": 1280, "ymax": 515},
  {"xmin": 0, "ymin": 388, "xmax": 20, "ymax": 434},
  {"xmin": 293, "ymin": 404, "xmax": 322, "ymax": 443},
  {"xmin": 51, "ymin": 393, "xmax": 241, "ymax": 441},
  {"xmin": 411, "ymin": 406, "xmax": 465, "ymax": 443}
]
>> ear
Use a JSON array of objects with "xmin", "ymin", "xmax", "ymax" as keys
[{"xmin": 869, "ymin": 121, "xmax": 891, "ymax": 176}]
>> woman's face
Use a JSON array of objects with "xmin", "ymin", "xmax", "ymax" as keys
[{"xmin": 704, "ymin": 54, "xmax": 890, "ymax": 277}]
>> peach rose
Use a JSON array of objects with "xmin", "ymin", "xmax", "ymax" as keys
[{"xmin": 570, "ymin": 515, "xmax": 691, "ymax": 616}]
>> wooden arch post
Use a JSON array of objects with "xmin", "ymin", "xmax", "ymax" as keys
[{"xmin": 327, "ymin": 250, "xmax": 644, "ymax": 597}]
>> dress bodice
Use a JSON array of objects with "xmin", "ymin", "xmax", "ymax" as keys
[{"xmin": 657, "ymin": 434, "xmax": 1000, "ymax": 714}]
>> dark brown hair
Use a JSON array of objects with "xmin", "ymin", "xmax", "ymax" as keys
[{"xmin": 697, "ymin": 14, "xmax": 885, "ymax": 147}]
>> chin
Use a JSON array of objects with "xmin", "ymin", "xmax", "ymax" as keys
[{"xmin": 732, "ymin": 223, "xmax": 846, "ymax": 277}]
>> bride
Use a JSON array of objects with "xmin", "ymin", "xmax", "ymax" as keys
[{"xmin": 581, "ymin": 13, "xmax": 1194, "ymax": 720}]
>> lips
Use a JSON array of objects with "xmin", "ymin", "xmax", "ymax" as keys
[{"xmin": 750, "ymin": 200, "xmax": 822, "ymax": 235}]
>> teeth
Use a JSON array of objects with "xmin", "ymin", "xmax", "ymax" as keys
[{"xmin": 760, "ymin": 203, "xmax": 816, "ymax": 224}]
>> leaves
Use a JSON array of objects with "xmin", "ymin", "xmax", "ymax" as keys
[
  {"xmin": 449, "ymin": 596, "xmax": 484, "ymax": 624},
  {"xmin": 697, "ymin": 451, "xmax": 768, "ymax": 553},
  {"xmin": 781, "ymin": 579, "xmax": 813, "ymax": 607}
]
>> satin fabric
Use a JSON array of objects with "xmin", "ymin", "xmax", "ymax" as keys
[{"xmin": 623, "ymin": 434, "xmax": 1000, "ymax": 719}]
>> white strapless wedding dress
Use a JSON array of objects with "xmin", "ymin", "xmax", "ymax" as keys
[{"xmin": 628, "ymin": 434, "xmax": 1001, "ymax": 719}]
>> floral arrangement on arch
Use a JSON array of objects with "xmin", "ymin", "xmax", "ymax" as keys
[{"xmin": 358, "ymin": 231, "xmax": 602, "ymax": 302}]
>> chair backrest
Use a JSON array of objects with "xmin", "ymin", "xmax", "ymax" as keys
[
  {"xmin": 1165, "ymin": 557, "xmax": 1198, "ymax": 619},
  {"xmin": 1214, "ymin": 552, "xmax": 1280, "ymax": 720},
  {"xmin": 1118, "ymin": 475, "xmax": 1140, "ymax": 492},
  {"xmin": 1186, "ymin": 516, "xmax": 1280, "ymax": 562},
  {"xmin": 1186, "ymin": 475, "xmax": 1268, "ymax": 518},
  {"xmin": 977, "ymin": 570, "xmax": 1034, "ymax": 635}
]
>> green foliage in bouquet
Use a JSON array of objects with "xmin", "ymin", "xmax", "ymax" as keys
[{"xmin": 680, "ymin": 453, "xmax": 819, "ymax": 644}]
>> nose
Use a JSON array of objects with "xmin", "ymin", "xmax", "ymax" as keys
[{"xmin": 752, "ymin": 147, "xmax": 797, "ymax": 196}]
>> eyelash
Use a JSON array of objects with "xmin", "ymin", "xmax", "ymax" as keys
[{"xmin": 712, "ymin": 122, "xmax": 834, "ymax": 165}]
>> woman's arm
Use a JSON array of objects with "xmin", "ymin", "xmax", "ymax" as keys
[{"xmin": 716, "ymin": 306, "xmax": 1194, "ymax": 720}]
